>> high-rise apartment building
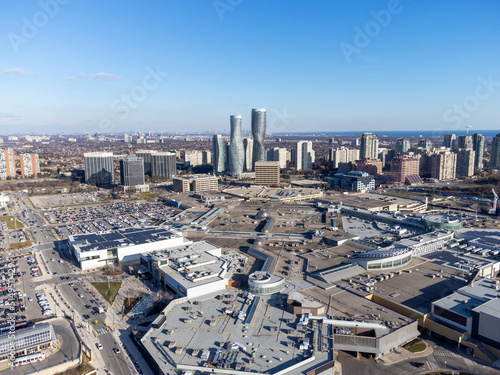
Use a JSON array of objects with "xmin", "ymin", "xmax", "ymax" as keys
[
  {"xmin": 135, "ymin": 150, "xmax": 157, "ymax": 176},
  {"xmin": 431, "ymin": 151, "xmax": 457, "ymax": 181},
  {"xmin": 295, "ymin": 141, "xmax": 315, "ymax": 171},
  {"xmin": 443, "ymin": 134, "xmax": 456, "ymax": 149},
  {"xmin": 183, "ymin": 150, "xmax": 203, "ymax": 167},
  {"xmin": 395, "ymin": 137, "xmax": 410, "ymax": 155},
  {"xmin": 243, "ymin": 138, "xmax": 253, "ymax": 172},
  {"xmin": 418, "ymin": 139, "xmax": 433, "ymax": 150},
  {"xmin": 390, "ymin": 154, "xmax": 420, "ymax": 184},
  {"xmin": 456, "ymin": 149, "xmax": 475, "ymax": 177},
  {"xmin": 229, "ymin": 115, "xmax": 244, "ymax": 178},
  {"xmin": 267, "ymin": 147, "xmax": 287, "ymax": 169},
  {"xmin": 255, "ymin": 161, "xmax": 280, "ymax": 186},
  {"xmin": 119, "ymin": 154, "xmax": 145, "ymax": 186},
  {"xmin": 472, "ymin": 133, "xmax": 484, "ymax": 169},
  {"xmin": 84, "ymin": 152, "xmax": 114, "ymax": 186},
  {"xmin": 0, "ymin": 148, "xmax": 15, "ymax": 180},
  {"xmin": 329, "ymin": 148, "xmax": 359, "ymax": 168},
  {"xmin": 19, "ymin": 153, "xmax": 40, "ymax": 178},
  {"xmin": 356, "ymin": 157, "xmax": 383, "ymax": 175},
  {"xmin": 360, "ymin": 133, "xmax": 379, "ymax": 158},
  {"xmin": 212, "ymin": 134, "xmax": 226, "ymax": 173},
  {"xmin": 457, "ymin": 135, "xmax": 473, "ymax": 150},
  {"xmin": 202, "ymin": 150, "xmax": 211, "ymax": 165},
  {"xmin": 151, "ymin": 152, "xmax": 176, "ymax": 180},
  {"xmin": 251, "ymin": 108, "xmax": 266, "ymax": 169},
  {"xmin": 490, "ymin": 133, "xmax": 500, "ymax": 170}
]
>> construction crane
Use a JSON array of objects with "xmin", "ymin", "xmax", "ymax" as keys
[
  {"xmin": 492, "ymin": 188, "xmax": 499, "ymax": 214},
  {"xmin": 465, "ymin": 125, "xmax": 472, "ymax": 136}
]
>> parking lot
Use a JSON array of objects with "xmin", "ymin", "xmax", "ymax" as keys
[
  {"xmin": 0, "ymin": 254, "xmax": 29, "ymax": 328},
  {"xmin": 29, "ymin": 192, "xmax": 105, "ymax": 209},
  {"xmin": 41, "ymin": 202, "xmax": 180, "ymax": 238}
]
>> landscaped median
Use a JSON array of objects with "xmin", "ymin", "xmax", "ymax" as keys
[
  {"xmin": 92, "ymin": 281, "xmax": 122, "ymax": 304},
  {"xmin": 403, "ymin": 338, "xmax": 426, "ymax": 353}
]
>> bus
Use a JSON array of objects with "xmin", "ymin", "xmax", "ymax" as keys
[{"xmin": 13, "ymin": 352, "xmax": 45, "ymax": 366}]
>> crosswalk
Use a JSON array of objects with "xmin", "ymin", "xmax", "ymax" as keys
[
  {"xmin": 95, "ymin": 327, "xmax": 111, "ymax": 336},
  {"xmin": 427, "ymin": 354, "xmax": 438, "ymax": 370},
  {"xmin": 57, "ymin": 279, "xmax": 82, "ymax": 286},
  {"xmin": 434, "ymin": 350, "xmax": 462, "ymax": 358}
]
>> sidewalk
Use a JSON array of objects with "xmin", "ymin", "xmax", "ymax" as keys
[
  {"xmin": 42, "ymin": 283, "xmax": 109, "ymax": 375},
  {"xmin": 83, "ymin": 274, "xmax": 154, "ymax": 374},
  {"xmin": 376, "ymin": 340, "xmax": 434, "ymax": 366}
]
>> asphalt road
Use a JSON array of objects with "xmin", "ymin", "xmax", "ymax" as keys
[
  {"xmin": 7, "ymin": 192, "xmax": 135, "ymax": 375},
  {"xmin": 337, "ymin": 339, "xmax": 500, "ymax": 375}
]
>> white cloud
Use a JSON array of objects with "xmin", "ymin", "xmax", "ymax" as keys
[
  {"xmin": 4, "ymin": 68, "xmax": 25, "ymax": 74},
  {"xmin": 67, "ymin": 72, "xmax": 86, "ymax": 81},
  {"xmin": 90, "ymin": 72, "xmax": 121, "ymax": 80},
  {"xmin": 68, "ymin": 72, "xmax": 122, "ymax": 81}
]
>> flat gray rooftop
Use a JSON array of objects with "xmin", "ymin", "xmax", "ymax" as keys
[{"xmin": 142, "ymin": 290, "xmax": 334, "ymax": 374}]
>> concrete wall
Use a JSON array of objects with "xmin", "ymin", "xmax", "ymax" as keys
[
  {"xmin": 27, "ymin": 357, "xmax": 79, "ymax": 375},
  {"xmin": 476, "ymin": 310, "xmax": 500, "ymax": 348}
]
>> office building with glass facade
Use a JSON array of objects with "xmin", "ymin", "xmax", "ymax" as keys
[
  {"xmin": 151, "ymin": 152, "xmax": 176, "ymax": 180},
  {"xmin": 84, "ymin": 152, "xmax": 114, "ymax": 186},
  {"xmin": 120, "ymin": 154, "xmax": 145, "ymax": 186},
  {"xmin": 251, "ymin": 108, "xmax": 266, "ymax": 170}
]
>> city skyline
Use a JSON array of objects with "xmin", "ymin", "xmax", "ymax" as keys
[{"xmin": 1, "ymin": 1, "xmax": 499, "ymax": 134}]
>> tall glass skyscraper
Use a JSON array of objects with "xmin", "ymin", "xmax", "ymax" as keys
[
  {"xmin": 395, "ymin": 137, "xmax": 410, "ymax": 155},
  {"xmin": 490, "ymin": 133, "xmax": 500, "ymax": 170},
  {"xmin": 472, "ymin": 133, "xmax": 484, "ymax": 169},
  {"xmin": 251, "ymin": 108, "xmax": 266, "ymax": 170},
  {"xmin": 119, "ymin": 154, "xmax": 145, "ymax": 186},
  {"xmin": 84, "ymin": 152, "xmax": 114, "ymax": 186},
  {"xmin": 212, "ymin": 134, "xmax": 226, "ymax": 173},
  {"xmin": 443, "ymin": 134, "xmax": 457, "ymax": 149},
  {"xmin": 229, "ymin": 115, "xmax": 244, "ymax": 178}
]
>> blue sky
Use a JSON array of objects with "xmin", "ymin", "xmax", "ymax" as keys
[{"xmin": 1, "ymin": 0, "xmax": 499, "ymax": 134}]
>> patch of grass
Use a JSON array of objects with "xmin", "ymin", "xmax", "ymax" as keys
[
  {"xmin": 10, "ymin": 240, "xmax": 32, "ymax": 250},
  {"xmin": 138, "ymin": 192, "xmax": 159, "ymax": 200},
  {"xmin": 0, "ymin": 215, "xmax": 24, "ymax": 229},
  {"xmin": 404, "ymin": 338, "xmax": 426, "ymax": 353},
  {"xmin": 92, "ymin": 281, "xmax": 122, "ymax": 304}
]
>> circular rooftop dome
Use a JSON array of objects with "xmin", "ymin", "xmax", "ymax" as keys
[
  {"xmin": 248, "ymin": 271, "xmax": 285, "ymax": 295},
  {"xmin": 423, "ymin": 214, "xmax": 463, "ymax": 231}
]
